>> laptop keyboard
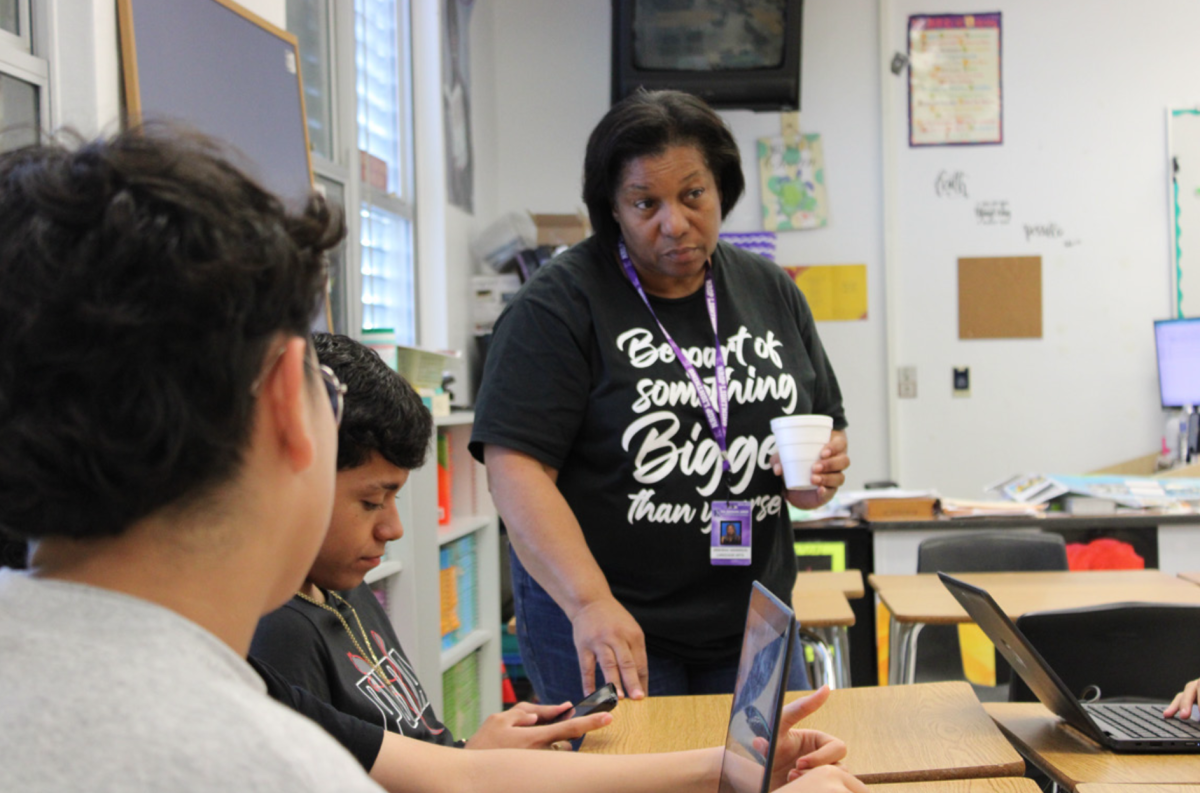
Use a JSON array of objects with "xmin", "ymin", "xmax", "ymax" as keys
[{"xmin": 1087, "ymin": 702, "xmax": 1200, "ymax": 740}]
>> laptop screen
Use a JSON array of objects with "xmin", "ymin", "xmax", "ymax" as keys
[{"xmin": 717, "ymin": 582, "xmax": 796, "ymax": 793}]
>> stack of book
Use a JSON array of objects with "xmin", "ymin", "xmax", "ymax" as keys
[
  {"xmin": 441, "ymin": 652, "xmax": 480, "ymax": 739},
  {"xmin": 439, "ymin": 533, "xmax": 477, "ymax": 650}
]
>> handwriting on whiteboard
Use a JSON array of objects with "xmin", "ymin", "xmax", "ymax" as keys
[
  {"xmin": 1023, "ymin": 223, "xmax": 1064, "ymax": 242},
  {"xmin": 934, "ymin": 170, "xmax": 969, "ymax": 198},
  {"xmin": 975, "ymin": 200, "xmax": 1011, "ymax": 224}
]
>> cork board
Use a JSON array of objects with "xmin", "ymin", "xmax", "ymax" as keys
[{"xmin": 958, "ymin": 256, "xmax": 1042, "ymax": 339}]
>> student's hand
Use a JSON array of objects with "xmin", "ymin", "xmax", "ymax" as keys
[
  {"xmin": 773, "ymin": 431, "xmax": 849, "ymax": 511},
  {"xmin": 571, "ymin": 596, "xmax": 649, "ymax": 700},
  {"xmin": 1164, "ymin": 677, "xmax": 1200, "ymax": 719},
  {"xmin": 759, "ymin": 686, "xmax": 848, "ymax": 790},
  {"xmin": 776, "ymin": 764, "xmax": 868, "ymax": 793},
  {"xmin": 462, "ymin": 701, "xmax": 613, "ymax": 750}
]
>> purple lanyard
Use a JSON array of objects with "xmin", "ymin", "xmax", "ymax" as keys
[{"xmin": 619, "ymin": 241, "xmax": 732, "ymax": 472}]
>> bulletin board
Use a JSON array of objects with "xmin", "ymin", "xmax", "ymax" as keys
[
  {"xmin": 957, "ymin": 256, "xmax": 1042, "ymax": 339},
  {"xmin": 117, "ymin": 0, "xmax": 328, "ymax": 329},
  {"xmin": 117, "ymin": 0, "xmax": 314, "ymax": 206},
  {"xmin": 1169, "ymin": 108, "xmax": 1200, "ymax": 319}
]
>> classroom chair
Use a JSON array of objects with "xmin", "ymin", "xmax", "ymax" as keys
[
  {"xmin": 1011, "ymin": 602, "xmax": 1200, "ymax": 703},
  {"xmin": 914, "ymin": 530, "xmax": 1068, "ymax": 699}
]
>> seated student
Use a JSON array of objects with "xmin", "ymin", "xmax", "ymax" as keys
[
  {"xmin": 0, "ymin": 127, "xmax": 866, "ymax": 793},
  {"xmin": 252, "ymin": 333, "xmax": 608, "ymax": 749},
  {"xmin": 0, "ymin": 127, "xmax": 379, "ymax": 791}
]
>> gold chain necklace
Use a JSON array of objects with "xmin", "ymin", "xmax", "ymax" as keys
[{"xmin": 294, "ymin": 588, "xmax": 383, "ymax": 668}]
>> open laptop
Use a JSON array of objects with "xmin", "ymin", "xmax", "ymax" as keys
[
  {"xmin": 717, "ymin": 581, "xmax": 797, "ymax": 793},
  {"xmin": 939, "ymin": 572, "xmax": 1200, "ymax": 753}
]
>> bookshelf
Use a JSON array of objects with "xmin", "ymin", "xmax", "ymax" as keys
[{"xmin": 370, "ymin": 411, "xmax": 502, "ymax": 737}]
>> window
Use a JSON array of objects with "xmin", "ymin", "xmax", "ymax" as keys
[
  {"xmin": 287, "ymin": 0, "xmax": 334, "ymax": 161},
  {"xmin": 286, "ymin": 0, "xmax": 416, "ymax": 345},
  {"xmin": 355, "ymin": 0, "xmax": 415, "ymax": 343},
  {"xmin": 0, "ymin": 1, "xmax": 18, "ymax": 37},
  {"xmin": 0, "ymin": 0, "xmax": 47, "ymax": 155}
]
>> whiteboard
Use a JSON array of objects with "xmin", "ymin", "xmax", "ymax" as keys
[
  {"xmin": 117, "ymin": 0, "xmax": 313, "ymax": 205},
  {"xmin": 1170, "ymin": 107, "xmax": 1200, "ymax": 318}
]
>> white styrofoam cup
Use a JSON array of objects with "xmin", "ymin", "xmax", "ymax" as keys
[{"xmin": 770, "ymin": 414, "xmax": 833, "ymax": 490}]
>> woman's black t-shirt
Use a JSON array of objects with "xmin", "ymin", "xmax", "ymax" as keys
[{"xmin": 471, "ymin": 237, "xmax": 847, "ymax": 663}]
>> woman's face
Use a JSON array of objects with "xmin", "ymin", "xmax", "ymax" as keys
[{"xmin": 612, "ymin": 145, "xmax": 722, "ymax": 299}]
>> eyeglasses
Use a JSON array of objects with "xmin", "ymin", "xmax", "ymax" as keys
[
  {"xmin": 252, "ymin": 344, "xmax": 348, "ymax": 427},
  {"xmin": 310, "ymin": 360, "xmax": 348, "ymax": 427}
]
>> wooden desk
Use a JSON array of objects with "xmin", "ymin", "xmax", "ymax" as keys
[
  {"xmin": 1078, "ymin": 787, "xmax": 1200, "ymax": 793},
  {"xmin": 581, "ymin": 681, "xmax": 1024, "ymax": 784},
  {"xmin": 869, "ymin": 571, "xmax": 1200, "ymax": 684},
  {"xmin": 794, "ymin": 589, "xmax": 856, "ymax": 628},
  {"xmin": 793, "ymin": 569, "xmax": 866, "ymax": 599},
  {"xmin": 984, "ymin": 702, "xmax": 1200, "ymax": 790},
  {"xmin": 874, "ymin": 780, "xmax": 1041, "ymax": 793},
  {"xmin": 1180, "ymin": 572, "xmax": 1200, "ymax": 587},
  {"xmin": 793, "ymin": 589, "xmax": 856, "ymax": 690}
]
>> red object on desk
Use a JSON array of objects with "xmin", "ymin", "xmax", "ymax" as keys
[{"xmin": 1066, "ymin": 538, "xmax": 1144, "ymax": 570}]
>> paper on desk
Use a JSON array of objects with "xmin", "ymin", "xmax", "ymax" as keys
[
  {"xmin": 940, "ymin": 498, "xmax": 1046, "ymax": 518},
  {"xmin": 837, "ymin": 489, "xmax": 940, "ymax": 505}
]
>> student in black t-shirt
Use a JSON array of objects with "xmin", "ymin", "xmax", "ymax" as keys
[{"xmin": 252, "ymin": 333, "xmax": 607, "ymax": 749}]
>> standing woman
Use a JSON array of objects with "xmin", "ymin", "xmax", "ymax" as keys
[{"xmin": 470, "ymin": 90, "xmax": 849, "ymax": 706}]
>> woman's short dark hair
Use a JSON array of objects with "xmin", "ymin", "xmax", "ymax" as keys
[
  {"xmin": 313, "ymin": 334, "xmax": 432, "ymax": 472},
  {"xmin": 582, "ymin": 89, "xmax": 745, "ymax": 254},
  {"xmin": 0, "ymin": 126, "xmax": 344, "ymax": 541}
]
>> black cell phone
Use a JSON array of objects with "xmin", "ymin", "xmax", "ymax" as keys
[{"xmin": 550, "ymin": 682, "xmax": 619, "ymax": 723}]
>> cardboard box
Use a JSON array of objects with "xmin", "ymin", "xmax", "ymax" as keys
[
  {"xmin": 531, "ymin": 212, "xmax": 590, "ymax": 248},
  {"xmin": 851, "ymin": 497, "xmax": 939, "ymax": 522}
]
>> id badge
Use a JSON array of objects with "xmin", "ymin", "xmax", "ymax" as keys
[{"xmin": 711, "ymin": 501, "xmax": 752, "ymax": 566}]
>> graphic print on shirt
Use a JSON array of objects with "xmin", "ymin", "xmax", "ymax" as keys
[
  {"xmin": 350, "ymin": 628, "xmax": 445, "ymax": 733},
  {"xmin": 616, "ymin": 324, "xmax": 796, "ymax": 531}
]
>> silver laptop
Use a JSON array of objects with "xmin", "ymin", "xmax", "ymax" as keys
[
  {"xmin": 717, "ymin": 581, "xmax": 797, "ymax": 793},
  {"xmin": 939, "ymin": 572, "xmax": 1200, "ymax": 753}
]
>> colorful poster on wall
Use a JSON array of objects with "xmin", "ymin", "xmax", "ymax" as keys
[
  {"xmin": 757, "ymin": 134, "xmax": 828, "ymax": 231},
  {"xmin": 783, "ymin": 264, "xmax": 867, "ymax": 321},
  {"xmin": 908, "ymin": 13, "xmax": 1003, "ymax": 146}
]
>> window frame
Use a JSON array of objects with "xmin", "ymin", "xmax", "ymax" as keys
[{"xmin": 289, "ymin": 0, "xmax": 416, "ymax": 343}]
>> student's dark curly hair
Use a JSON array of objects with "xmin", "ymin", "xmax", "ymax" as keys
[
  {"xmin": 0, "ymin": 126, "xmax": 344, "ymax": 541},
  {"xmin": 313, "ymin": 334, "xmax": 432, "ymax": 472},
  {"xmin": 582, "ymin": 89, "xmax": 745, "ymax": 255}
]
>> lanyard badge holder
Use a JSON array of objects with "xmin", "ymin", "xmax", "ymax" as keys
[{"xmin": 618, "ymin": 241, "xmax": 753, "ymax": 566}]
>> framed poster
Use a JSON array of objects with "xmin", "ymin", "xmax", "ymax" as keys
[{"xmin": 908, "ymin": 13, "xmax": 1003, "ymax": 147}]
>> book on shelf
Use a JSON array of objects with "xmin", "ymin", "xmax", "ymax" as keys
[
  {"xmin": 440, "ymin": 534, "xmax": 477, "ymax": 650},
  {"xmin": 442, "ymin": 651, "xmax": 480, "ymax": 739},
  {"xmin": 437, "ymin": 431, "xmax": 452, "ymax": 525}
]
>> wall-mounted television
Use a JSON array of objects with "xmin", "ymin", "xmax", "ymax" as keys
[{"xmin": 611, "ymin": 0, "xmax": 803, "ymax": 111}]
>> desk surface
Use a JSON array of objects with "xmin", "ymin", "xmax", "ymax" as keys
[
  {"xmin": 984, "ymin": 702, "xmax": 1200, "ymax": 789},
  {"xmin": 874, "ymin": 781, "xmax": 1042, "ymax": 793},
  {"xmin": 1078, "ymin": 787, "xmax": 1200, "ymax": 793},
  {"xmin": 793, "ymin": 569, "xmax": 866, "ymax": 599},
  {"xmin": 793, "ymin": 588, "xmax": 856, "ymax": 627},
  {"xmin": 1181, "ymin": 572, "xmax": 1200, "ymax": 586},
  {"xmin": 869, "ymin": 570, "xmax": 1200, "ymax": 625},
  {"xmin": 580, "ymin": 681, "xmax": 1023, "ymax": 784},
  {"xmin": 796, "ymin": 511, "xmax": 1200, "ymax": 533}
]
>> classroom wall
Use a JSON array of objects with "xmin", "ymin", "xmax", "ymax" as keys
[
  {"xmin": 882, "ymin": 0, "xmax": 1199, "ymax": 497},
  {"xmin": 481, "ymin": 0, "xmax": 889, "ymax": 490}
]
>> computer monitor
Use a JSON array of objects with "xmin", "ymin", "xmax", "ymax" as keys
[{"xmin": 1154, "ymin": 317, "xmax": 1200, "ymax": 408}]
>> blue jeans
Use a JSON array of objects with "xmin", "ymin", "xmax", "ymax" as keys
[{"xmin": 510, "ymin": 548, "xmax": 810, "ymax": 706}]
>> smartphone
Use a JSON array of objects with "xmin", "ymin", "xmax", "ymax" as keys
[{"xmin": 549, "ymin": 682, "xmax": 619, "ymax": 723}]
